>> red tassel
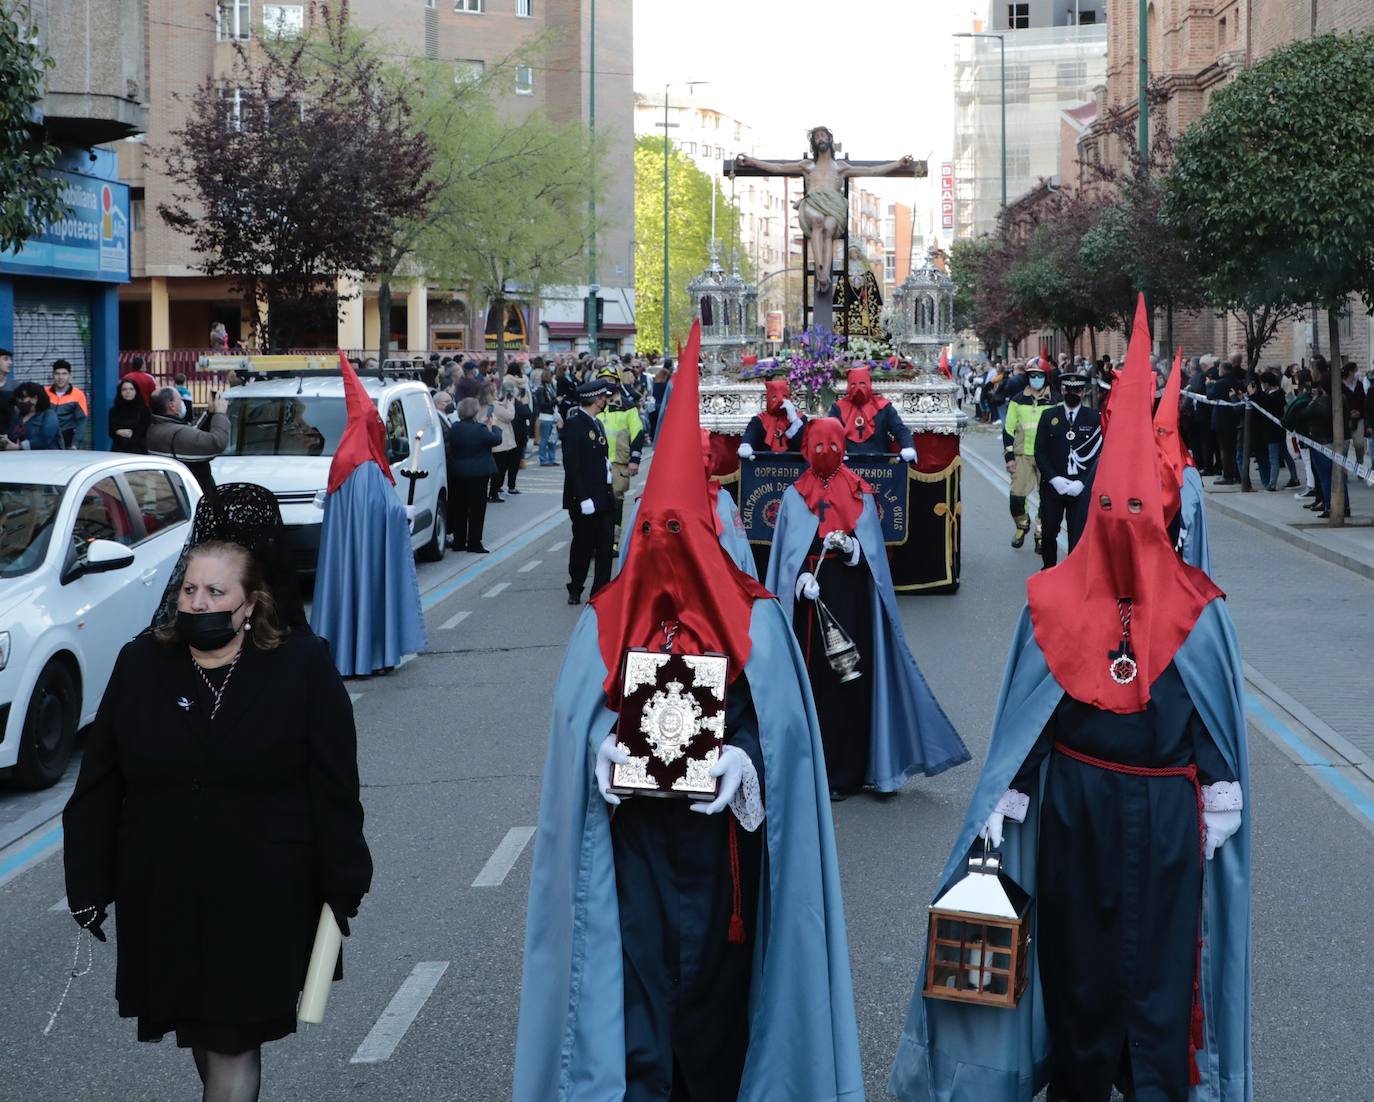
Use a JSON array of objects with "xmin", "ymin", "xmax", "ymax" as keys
[
  {"xmin": 1189, "ymin": 1048, "xmax": 1201, "ymax": 1087},
  {"xmin": 1191, "ymin": 997, "xmax": 1205, "ymax": 1049},
  {"xmin": 727, "ymin": 817, "xmax": 746, "ymax": 945}
]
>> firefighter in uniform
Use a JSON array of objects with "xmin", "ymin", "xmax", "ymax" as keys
[
  {"xmin": 562, "ymin": 377, "xmax": 616, "ymax": 604},
  {"xmin": 1002, "ymin": 357, "xmax": 1056, "ymax": 553}
]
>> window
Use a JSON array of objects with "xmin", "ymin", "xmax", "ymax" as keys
[
  {"xmin": 0, "ymin": 483, "xmax": 63, "ymax": 578},
  {"xmin": 1057, "ymin": 60, "xmax": 1087, "ymax": 86},
  {"xmin": 454, "ymin": 59, "xmax": 485, "ymax": 84},
  {"xmin": 71, "ymin": 478, "xmax": 136, "ymax": 551},
  {"xmin": 714, "ymin": 145, "xmax": 723, "ymax": 159},
  {"xmin": 1218, "ymin": 15, "xmax": 1226, "ymax": 42},
  {"xmin": 385, "ymin": 401, "xmax": 409, "ymax": 464},
  {"xmin": 515, "ymin": 65, "xmax": 534, "ymax": 95},
  {"xmin": 517, "ymin": 0, "xmax": 532, "ymax": 14},
  {"xmin": 124, "ymin": 470, "xmax": 190, "ymax": 539},
  {"xmin": 132, "ymin": 199, "xmax": 145, "ymax": 231},
  {"xmin": 454, "ymin": 0, "xmax": 483, "ymax": 11},
  {"xmin": 220, "ymin": 88, "xmax": 253, "ymax": 132},
  {"xmin": 217, "ymin": 0, "xmax": 251, "ymax": 40},
  {"xmin": 224, "ymin": 397, "xmax": 348, "ymax": 457},
  {"xmin": 1077, "ymin": 10, "xmax": 1097, "ymax": 23},
  {"xmin": 884, "ymin": 251, "xmax": 897, "ymax": 281},
  {"xmin": 1006, "ymin": 64, "xmax": 1031, "ymax": 103},
  {"xmin": 681, "ymin": 141, "xmax": 697, "ymax": 154},
  {"xmin": 262, "ymin": 3, "xmax": 303, "ymax": 37},
  {"xmin": 426, "ymin": 0, "xmax": 435, "ymax": 6},
  {"xmin": 1007, "ymin": 2, "xmax": 1029, "ymax": 29},
  {"xmin": 1007, "ymin": 146, "xmax": 1032, "ymax": 179}
]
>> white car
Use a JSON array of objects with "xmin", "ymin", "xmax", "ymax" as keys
[
  {"xmin": 0, "ymin": 453, "xmax": 202, "ymax": 788},
  {"xmin": 212, "ymin": 375, "xmax": 449, "ymax": 572}
]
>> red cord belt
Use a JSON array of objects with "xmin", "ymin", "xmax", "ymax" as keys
[{"xmin": 1052, "ymin": 742, "xmax": 1207, "ymax": 1087}]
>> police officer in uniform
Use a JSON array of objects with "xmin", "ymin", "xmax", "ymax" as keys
[
  {"xmin": 562, "ymin": 377, "xmax": 616, "ymax": 604},
  {"xmin": 1033, "ymin": 368, "xmax": 1102, "ymax": 569}
]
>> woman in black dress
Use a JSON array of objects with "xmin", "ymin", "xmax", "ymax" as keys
[
  {"xmin": 63, "ymin": 530, "xmax": 372, "ymax": 1102},
  {"xmin": 108, "ymin": 378, "xmax": 151, "ymax": 453}
]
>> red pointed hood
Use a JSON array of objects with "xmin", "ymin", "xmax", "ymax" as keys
[
  {"xmin": 592, "ymin": 322, "xmax": 771, "ymax": 708},
  {"xmin": 938, "ymin": 346, "xmax": 953, "ymax": 379},
  {"xmin": 327, "ymin": 352, "xmax": 394, "ymax": 494},
  {"xmin": 794, "ymin": 417, "xmax": 872, "ymax": 538},
  {"xmin": 835, "ymin": 365, "xmax": 889, "ymax": 444},
  {"xmin": 755, "ymin": 378, "xmax": 794, "ymax": 452},
  {"xmin": 1154, "ymin": 348, "xmax": 1189, "ymax": 524},
  {"xmin": 1027, "ymin": 297, "xmax": 1222, "ymax": 714}
]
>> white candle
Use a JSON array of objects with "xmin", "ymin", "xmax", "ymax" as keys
[{"xmin": 297, "ymin": 904, "xmax": 343, "ymax": 1023}]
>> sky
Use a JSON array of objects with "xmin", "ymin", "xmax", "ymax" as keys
[{"xmin": 632, "ymin": 0, "xmax": 978, "ymax": 220}]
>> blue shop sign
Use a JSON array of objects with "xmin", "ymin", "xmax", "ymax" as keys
[
  {"xmin": 0, "ymin": 169, "xmax": 131, "ymax": 283},
  {"xmin": 738, "ymin": 453, "xmax": 911, "ymax": 545}
]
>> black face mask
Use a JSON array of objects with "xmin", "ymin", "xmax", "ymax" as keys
[
  {"xmin": 1063, "ymin": 391, "xmax": 1083, "ymax": 408},
  {"xmin": 177, "ymin": 603, "xmax": 244, "ymax": 651}
]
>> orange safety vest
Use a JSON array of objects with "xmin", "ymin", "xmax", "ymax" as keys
[{"xmin": 46, "ymin": 384, "xmax": 89, "ymax": 416}]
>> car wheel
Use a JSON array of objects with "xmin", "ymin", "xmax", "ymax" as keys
[
  {"xmin": 419, "ymin": 494, "xmax": 448, "ymax": 562},
  {"xmin": 15, "ymin": 661, "xmax": 78, "ymax": 790}
]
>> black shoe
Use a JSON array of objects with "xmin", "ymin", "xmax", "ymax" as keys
[
  {"xmin": 1285, "ymin": 478, "xmax": 1301, "ymax": 489},
  {"xmin": 829, "ymin": 789, "xmax": 848, "ymax": 802},
  {"xmin": 566, "ymin": 584, "xmax": 582, "ymax": 605},
  {"xmin": 465, "ymin": 544, "xmax": 490, "ymax": 554},
  {"xmin": 1215, "ymin": 477, "xmax": 1238, "ymax": 486},
  {"xmin": 1034, "ymin": 535, "xmax": 1044, "ymax": 555},
  {"xmin": 1299, "ymin": 488, "xmax": 1316, "ymax": 498},
  {"xmin": 488, "ymin": 494, "xmax": 505, "ymax": 503},
  {"xmin": 1011, "ymin": 527, "xmax": 1028, "ymax": 549},
  {"xmin": 507, "ymin": 488, "xmax": 522, "ymax": 495}
]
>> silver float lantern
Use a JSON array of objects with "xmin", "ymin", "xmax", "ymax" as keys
[{"xmin": 895, "ymin": 249, "xmax": 956, "ymax": 374}]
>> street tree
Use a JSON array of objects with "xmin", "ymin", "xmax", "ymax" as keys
[
  {"xmin": 1166, "ymin": 31, "xmax": 1374, "ymax": 520},
  {"xmin": 0, "ymin": 4, "xmax": 67, "ymax": 253},
  {"xmin": 633, "ymin": 135, "xmax": 749, "ymax": 357},
  {"xmin": 159, "ymin": 1, "xmax": 435, "ymax": 351}
]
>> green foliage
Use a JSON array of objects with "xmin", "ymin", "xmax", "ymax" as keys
[
  {"xmin": 0, "ymin": 5, "xmax": 67, "ymax": 253},
  {"xmin": 947, "ymin": 238, "xmax": 983, "ymax": 335},
  {"xmin": 633, "ymin": 135, "xmax": 749, "ymax": 356},
  {"xmin": 1165, "ymin": 31, "xmax": 1374, "ymax": 317}
]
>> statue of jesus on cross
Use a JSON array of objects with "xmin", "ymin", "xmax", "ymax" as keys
[{"xmin": 735, "ymin": 127, "xmax": 918, "ymax": 295}]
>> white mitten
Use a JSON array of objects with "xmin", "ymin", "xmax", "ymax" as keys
[
  {"xmin": 580, "ymin": 498, "xmax": 595, "ymax": 515},
  {"xmin": 782, "ymin": 399, "xmax": 800, "ymax": 424},
  {"xmin": 1049, "ymin": 476, "xmax": 1072, "ymax": 495},
  {"xmin": 689, "ymin": 746, "xmax": 748, "ymax": 816},
  {"xmin": 900, "ymin": 446, "xmax": 917, "ymax": 463},
  {"xmin": 795, "ymin": 571, "xmax": 821, "ymax": 601},
  {"xmin": 594, "ymin": 735, "xmax": 629, "ymax": 806},
  {"xmin": 737, "ymin": 442, "xmax": 756, "ymax": 460},
  {"xmin": 1064, "ymin": 479, "xmax": 1085, "ymax": 497}
]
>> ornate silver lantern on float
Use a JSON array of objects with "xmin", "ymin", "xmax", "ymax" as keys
[
  {"xmin": 687, "ymin": 243, "xmax": 751, "ymax": 376},
  {"xmin": 893, "ymin": 249, "xmax": 957, "ymax": 373}
]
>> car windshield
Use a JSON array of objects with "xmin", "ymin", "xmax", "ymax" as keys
[
  {"xmin": 223, "ymin": 396, "xmax": 350, "ymax": 457},
  {"xmin": 0, "ymin": 483, "xmax": 65, "ymax": 578}
]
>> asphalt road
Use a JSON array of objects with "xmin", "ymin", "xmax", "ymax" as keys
[{"xmin": 1, "ymin": 437, "xmax": 1372, "ymax": 1101}]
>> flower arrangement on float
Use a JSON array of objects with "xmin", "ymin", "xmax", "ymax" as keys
[{"xmin": 737, "ymin": 325, "xmax": 916, "ymax": 409}]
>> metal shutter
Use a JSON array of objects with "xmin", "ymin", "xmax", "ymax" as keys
[{"xmin": 13, "ymin": 290, "xmax": 93, "ymax": 395}]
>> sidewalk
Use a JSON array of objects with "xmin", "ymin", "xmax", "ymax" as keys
[{"xmin": 1201, "ymin": 464, "xmax": 1374, "ymax": 582}]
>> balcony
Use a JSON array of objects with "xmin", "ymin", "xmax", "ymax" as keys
[{"xmin": 37, "ymin": 0, "xmax": 149, "ymax": 145}]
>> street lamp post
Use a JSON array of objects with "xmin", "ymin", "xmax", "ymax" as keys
[
  {"xmin": 587, "ymin": 0, "xmax": 597, "ymax": 357},
  {"xmin": 955, "ymin": 30, "xmax": 1007, "ymax": 362},
  {"xmin": 658, "ymin": 81, "xmax": 707, "ymax": 359}
]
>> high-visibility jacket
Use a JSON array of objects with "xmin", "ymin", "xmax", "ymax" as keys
[{"xmin": 1001, "ymin": 389, "xmax": 1055, "ymax": 462}]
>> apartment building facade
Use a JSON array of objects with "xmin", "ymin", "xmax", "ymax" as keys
[{"xmin": 120, "ymin": 0, "xmax": 635, "ymax": 358}]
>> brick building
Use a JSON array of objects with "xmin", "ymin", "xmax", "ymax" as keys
[
  {"xmin": 1080, "ymin": 0, "xmax": 1374, "ymax": 367},
  {"xmin": 119, "ymin": 0, "xmax": 635, "ymax": 360}
]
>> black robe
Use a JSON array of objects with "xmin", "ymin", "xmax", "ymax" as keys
[
  {"xmin": 1013, "ymin": 663, "xmax": 1235, "ymax": 1102},
  {"xmin": 790, "ymin": 536, "xmax": 873, "ymax": 795},
  {"xmin": 610, "ymin": 681, "xmax": 765, "ymax": 1101}
]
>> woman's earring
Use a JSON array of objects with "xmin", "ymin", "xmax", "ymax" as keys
[{"xmin": 245, "ymin": 618, "xmax": 252, "ymax": 631}]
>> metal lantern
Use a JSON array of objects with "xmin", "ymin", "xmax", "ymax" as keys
[
  {"xmin": 688, "ymin": 243, "xmax": 754, "ymax": 373},
  {"xmin": 894, "ymin": 249, "xmax": 956, "ymax": 373},
  {"xmin": 923, "ymin": 844, "xmax": 1032, "ymax": 1009}
]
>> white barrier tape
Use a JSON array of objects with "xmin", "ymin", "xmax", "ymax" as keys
[{"xmin": 1179, "ymin": 392, "xmax": 1373, "ymax": 485}]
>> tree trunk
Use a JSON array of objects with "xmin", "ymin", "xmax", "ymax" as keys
[
  {"xmin": 377, "ymin": 279, "xmax": 393, "ymax": 368},
  {"xmin": 1328, "ymin": 312, "xmax": 1347, "ymax": 526},
  {"xmin": 1166, "ymin": 302, "xmax": 1174, "ymax": 355},
  {"xmin": 492, "ymin": 294, "xmax": 507, "ymax": 377},
  {"xmin": 1089, "ymin": 326, "xmax": 1098, "ymax": 359}
]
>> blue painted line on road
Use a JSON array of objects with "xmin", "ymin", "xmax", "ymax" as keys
[
  {"xmin": 1244, "ymin": 691, "xmax": 1374, "ymax": 825},
  {"xmin": 0, "ymin": 824, "xmax": 62, "ymax": 882},
  {"xmin": 420, "ymin": 512, "xmax": 565, "ymax": 612}
]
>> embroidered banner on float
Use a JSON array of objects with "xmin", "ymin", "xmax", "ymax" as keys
[{"xmin": 738, "ymin": 454, "xmax": 910, "ymax": 545}]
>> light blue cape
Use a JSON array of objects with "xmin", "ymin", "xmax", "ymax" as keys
[
  {"xmin": 513, "ymin": 601, "xmax": 864, "ymax": 1101},
  {"xmin": 889, "ymin": 600, "xmax": 1252, "ymax": 1102},
  {"xmin": 619, "ymin": 487, "xmax": 758, "ymax": 579},
  {"xmin": 764, "ymin": 486, "xmax": 970, "ymax": 789},
  {"xmin": 1180, "ymin": 465, "xmax": 1212, "ymax": 573},
  {"xmin": 309, "ymin": 463, "xmax": 427, "ymax": 676}
]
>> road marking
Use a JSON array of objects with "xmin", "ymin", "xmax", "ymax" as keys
[
  {"xmin": 51, "ymin": 895, "xmax": 68, "ymax": 913},
  {"xmin": 471, "ymin": 827, "xmax": 536, "ymax": 888},
  {"xmin": 348, "ymin": 692, "xmax": 363, "ymax": 704},
  {"xmin": 397, "ymin": 653, "xmax": 417, "ymax": 668},
  {"xmin": 483, "ymin": 582, "xmax": 510, "ymax": 599},
  {"xmin": 517, "ymin": 559, "xmax": 542, "ymax": 573},
  {"xmin": 350, "ymin": 962, "xmax": 450, "ymax": 1065},
  {"xmin": 547, "ymin": 539, "xmax": 567, "ymax": 552},
  {"xmin": 440, "ymin": 610, "xmax": 471, "ymax": 631},
  {"xmin": 0, "ymin": 825, "xmax": 63, "ymax": 890},
  {"xmin": 420, "ymin": 511, "xmax": 565, "ymax": 612}
]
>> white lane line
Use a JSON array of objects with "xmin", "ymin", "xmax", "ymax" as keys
[
  {"xmin": 547, "ymin": 540, "xmax": 567, "ymax": 552},
  {"xmin": 517, "ymin": 559, "xmax": 542, "ymax": 573},
  {"xmin": 440, "ymin": 609, "xmax": 471, "ymax": 631},
  {"xmin": 50, "ymin": 895, "xmax": 68, "ymax": 913},
  {"xmin": 471, "ymin": 827, "xmax": 537, "ymax": 888},
  {"xmin": 349, "ymin": 962, "xmax": 450, "ymax": 1065},
  {"xmin": 482, "ymin": 581, "xmax": 510, "ymax": 599},
  {"xmin": 397, "ymin": 653, "xmax": 417, "ymax": 668},
  {"xmin": 348, "ymin": 692, "xmax": 363, "ymax": 704}
]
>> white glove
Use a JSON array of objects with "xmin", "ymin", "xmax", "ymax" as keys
[
  {"xmin": 1064, "ymin": 480, "xmax": 1085, "ymax": 497},
  {"xmin": 579, "ymin": 498, "xmax": 595, "ymax": 515},
  {"xmin": 823, "ymin": 530, "xmax": 853, "ymax": 554},
  {"xmin": 594, "ymin": 734, "xmax": 630, "ymax": 807},
  {"xmin": 1050, "ymin": 476, "xmax": 1072, "ymax": 495},
  {"xmin": 689, "ymin": 745, "xmax": 748, "ymax": 816},
  {"xmin": 1203, "ymin": 809, "xmax": 1241, "ymax": 860},
  {"xmin": 795, "ymin": 571, "xmax": 820, "ymax": 601},
  {"xmin": 737, "ymin": 442, "xmax": 755, "ymax": 460},
  {"xmin": 782, "ymin": 399, "xmax": 800, "ymax": 424},
  {"xmin": 978, "ymin": 811, "xmax": 1005, "ymax": 849},
  {"xmin": 900, "ymin": 446, "xmax": 917, "ymax": 463}
]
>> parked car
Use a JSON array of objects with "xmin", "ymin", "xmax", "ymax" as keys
[
  {"xmin": 212, "ymin": 375, "xmax": 449, "ymax": 572},
  {"xmin": 0, "ymin": 453, "xmax": 202, "ymax": 788}
]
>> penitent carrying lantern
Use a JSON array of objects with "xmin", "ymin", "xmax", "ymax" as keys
[{"xmin": 922, "ymin": 842, "xmax": 1033, "ymax": 1009}]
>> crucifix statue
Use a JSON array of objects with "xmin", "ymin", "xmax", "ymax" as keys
[{"xmin": 734, "ymin": 128, "xmax": 921, "ymax": 327}]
